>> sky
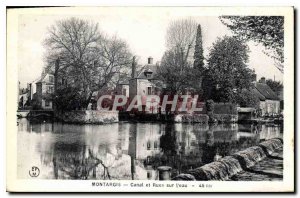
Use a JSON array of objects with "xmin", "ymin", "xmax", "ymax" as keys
[{"xmin": 16, "ymin": 7, "xmax": 283, "ymax": 88}]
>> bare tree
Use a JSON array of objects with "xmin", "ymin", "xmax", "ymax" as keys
[
  {"xmin": 44, "ymin": 17, "xmax": 132, "ymax": 109},
  {"xmin": 165, "ymin": 18, "xmax": 197, "ymax": 67},
  {"xmin": 157, "ymin": 18, "xmax": 198, "ymax": 93}
]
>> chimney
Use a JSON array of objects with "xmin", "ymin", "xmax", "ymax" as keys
[
  {"xmin": 260, "ymin": 77, "xmax": 266, "ymax": 84},
  {"xmin": 251, "ymin": 73, "xmax": 257, "ymax": 82},
  {"xmin": 131, "ymin": 56, "xmax": 137, "ymax": 79},
  {"xmin": 148, "ymin": 56, "xmax": 153, "ymax": 64}
]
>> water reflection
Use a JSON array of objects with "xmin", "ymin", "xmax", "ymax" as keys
[{"xmin": 17, "ymin": 119, "xmax": 282, "ymax": 180}]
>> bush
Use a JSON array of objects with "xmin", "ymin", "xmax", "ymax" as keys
[
  {"xmin": 206, "ymin": 100, "xmax": 215, "ymax": 112},
  {"xmin": 236, "ymin": 89, "xmax": 260, "ymax": 108}
]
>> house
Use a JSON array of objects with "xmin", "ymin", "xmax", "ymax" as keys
[
  {"xmin": 128, "ymin": 57, "xmax": 162, "ymax": 113},
  {"xmin": 18, "ymin": 83, "xmax": 30, "ymax": 109},
  {"xmin": 129, "ymin": 57, "xmax": 160, "ymax": 99},
  {"xmin": 253, "ymin": 77, "xmax": 280, "ymax": 116},
  {"xmin": 34, "ymin": 72, "xmax": 55, "ymax": 110},
  {"xmin": 115, "ymin": 79, "xmax": 130, "ymax": 98}
]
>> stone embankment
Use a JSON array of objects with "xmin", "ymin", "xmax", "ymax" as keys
[
  {"xmin": 172, "ymin": 138, "xmax": 283, "ymax": 181},
  {"xmin": 56, "ymin": 110, "xmax": 119, "ymax": 124}
]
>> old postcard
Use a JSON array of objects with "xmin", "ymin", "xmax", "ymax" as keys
[{"xmin": 6, "ymin": 6, "xmax": 294, "ymax": 192}]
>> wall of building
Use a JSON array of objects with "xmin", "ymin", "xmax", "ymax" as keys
[
  {"xmin": 136, "ymin": 79, "xmax": 154, "ymax": 96},
  {"xmin": 129, "ymin": 79, "xmax": 137, "ymax": 100},
  {"xmin": 116, "ymin": 84, "xmax": 129, "ymax": 98},
  {"xmin": 259, "ymin": 100, "xmax": 280, "ymax": 116},
  {"xmin": 41, "ymin": 99, "xmax": 53, "ymax": 110}
]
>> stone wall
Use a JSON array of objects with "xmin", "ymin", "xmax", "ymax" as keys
[
  {"xmin": 174, "ymin": 114, "xmax": 209, "ymax": 124},
  {"xmin": 56, "ymin": 110, "xmax": 119, "ymax": 124},
  {"xmin": 211, "ymin": 114, "xmax": 238, "ymax": 123},
  {"xmin": 17, "ymin": 110, "xmax": 30, "ymax": 118},
  {"xmin": 172, "ymin": 138, "xmax": 283, "ymax": 181}
]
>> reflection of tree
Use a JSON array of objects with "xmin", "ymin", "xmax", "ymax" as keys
[
  {"xmin": 160, "ymin": 124, "xmax": 176, "ymax": 156},
  {"xmin": 200, "ymin": 135, "xmax": 261, "ymax": 164},
  {"xmin": 52, "ymin": 142, "xmax": 111, "ymax": 179}
]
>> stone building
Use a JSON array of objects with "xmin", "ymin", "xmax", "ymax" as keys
[
  {"xmin": 129, "ymin": 57, "xmax": 160, "ymax": 99},
  {"xmin": 115, "ymin": 79, "xmax": 130, "ymax": 98},
  {"xmin": 253, "ymin": 77, "xmax": 281, "ymax": 116},
  {"xmin": 18, "ymin": 83, "xmax": 30, "ymax": 109},
  {"xmin": 35, "ymin": 72, "xmax": 55, "ymax": 110}
]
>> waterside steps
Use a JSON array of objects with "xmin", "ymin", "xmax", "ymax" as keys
[{"xmin": 172, "ymin": 138, "xmax": 283, "ymax": 181}]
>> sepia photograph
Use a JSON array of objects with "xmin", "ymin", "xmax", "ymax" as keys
[{"xmin": 6, "ymin": 6, "xmax": 294, "ymax": 192}]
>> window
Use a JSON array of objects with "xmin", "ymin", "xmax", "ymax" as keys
[
  {"xmin": 47, "ymin": 86, "xmax": 54, "ymax": 93},
  {"xmin": 122, "ymin": 88, "xmax": 127, "ymax": 96},
  {"xmin": 49, "ymin": 76, "xmax": 54, "ymax": 83},
  {"xmin": 147, "ymin": 87, "xmax": 152, "ymax": 95},
  {"xmin": 45, "ymin": 100, "xmax": 50, "ymax": 107}
]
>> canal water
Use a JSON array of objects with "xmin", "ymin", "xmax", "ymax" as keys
[{"xmin": 17, "ymin": 118, "xmax": 282, "ymax": 180}]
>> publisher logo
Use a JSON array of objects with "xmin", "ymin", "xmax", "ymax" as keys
[{"xmin": 29, "ymin": 166, "xmax": 40, "ymax": 177}]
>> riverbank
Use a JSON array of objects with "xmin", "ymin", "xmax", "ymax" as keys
[
  {"xmin": 229, "ymin": 148, "xmax": 283, "ymax": 181},
  {"xmin": 172, "ymin": 138, "xmax": 283, "ymax": 181}
]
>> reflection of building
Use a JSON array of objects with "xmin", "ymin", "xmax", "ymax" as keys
[
  {"xmin": 259, "ymin": 124, "xmax": 282, "ymax": 140},
  {"xmin": 135, "ymin": 123, "xmax": 162, "ymax": 159}
]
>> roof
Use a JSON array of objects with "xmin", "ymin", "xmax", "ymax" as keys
[
  {"xmin": 36, "ymin": 72, "xmax": 54, "ymax": 84},
  {"xmin": 251, "ymin": 88, "xmax": 266, "ymax": 101},
  {"xmin": 254, "ymin": 82, "xmax": 279, "ymax": 101},
  {"xmin": 135, "ymin": 64, "xmax": 158, "ymax": 79},
  {"xmin": 118, "ymin": 79, "xmax": 130, "ymax": 85}
]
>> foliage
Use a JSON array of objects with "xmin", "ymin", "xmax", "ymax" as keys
[
  {"xmin": 44, "ymin": 17, "xmax": 132, "ymax": 109},
  {"xmin": 213, "ymin": 103, "xmax": 237, "ymax": 114},
  {"xmin": 235, "ymin": 89, "xmax": 260, "ymax": 108},
  {"xmin": 157, "ymin": 49, "xmax": 198, "ymax": 93},
  {"xmin": 202, "ymin": 36, "xmax": 255, "ymax": 103},
  {"xmin": 193, "ymin": 24, "xmax": 205, "ymax": 94},
  {"xmin": 52, "ymin": 86, "xmax": 85, "ymax": 111},
  {"xmin": 194, "ymin": 24, "xmax": 205, "ymax": 71},
  {"xmin": 220, "ymin": 16, "xmax": 284, "ymax": 72},
  {"xmin": 205, "ymin": 99, "xmax": 214, "ymax": 112},
  {"xmin": 265, "ymin": 79, "xmax": 283, "ymax": 93}
]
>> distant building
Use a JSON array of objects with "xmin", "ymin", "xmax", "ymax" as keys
[
  {"xmin": 115, "ymin": 79, "xmax": 130, "ymax": 98},
  {"xmin": 253, "ymin": 77, "xmax": 280, "ymax": 116},
  {"xmin": 34, "ymin": 72, "xmax": 55, "ymax": 110},
  {"xmin": 18, "ymin": 82, "xmax": 30, "ymax": 109}
]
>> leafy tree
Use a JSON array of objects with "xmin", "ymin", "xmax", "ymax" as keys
[
  {"xmin": 44, "ymin": 17, "xmax": 132, "ymax": 110},
  {"xmin": 265, "ymin": 79, "xmax": 283, "ymax": 93},
  {"xmin": 202, "ymin": 36, "xmax": 255, "ymax": 103},
  {"xmin": 157, "ymin": 49, "xmax": 197, "ymax": 93},
  {"xmin": 193, "ymin": 24, "xmax": 205, "ymax": 94},
  {"xmin": 235, "ymin": 89, "xmax": 260, "ymax": 108},
  {"xmin": 220, "ymin": 16, "xmax": 284, "ymax": 72},
  {"xmin": 53, "ymin": 86, "xmax": 83, "ymax": 111},
  {"xmin": 194, "ymin": 24, "xmax": 205, "ymax": 71}
]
